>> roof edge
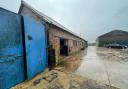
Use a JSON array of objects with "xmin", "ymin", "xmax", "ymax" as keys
[{"xmin": 19, "ymin": 0, "xmax": 87, "ymax": 42}]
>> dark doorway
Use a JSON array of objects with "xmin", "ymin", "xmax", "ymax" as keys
[{"xmin": 60, "ymin": 38, "xmax": 68, "ymax": 56}]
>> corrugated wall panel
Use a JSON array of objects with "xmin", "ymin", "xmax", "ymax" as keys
[{"xmin": 0, "ymin": 8, "xmax": 25, "ymax": 89}]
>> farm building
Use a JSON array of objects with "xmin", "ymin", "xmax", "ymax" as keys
[
  {"xmin": 0, "ymin": 1, "xmax": 87, "ymax": 89},
  {"xmin": 19, "ymin": 1, "xmax": 88, "ymax": 65},
  {"xmin": 96, "ymin": 30, "xmax": 128, "ymax": 48}
]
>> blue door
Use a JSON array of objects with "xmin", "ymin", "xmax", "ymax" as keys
[
  {"xmin": 0, "ymin": 8, "xmax": 25, "ymax": 89},
  {"xmin": 23, "ymin": 16, "xmax": 47, "ymax": 79}
]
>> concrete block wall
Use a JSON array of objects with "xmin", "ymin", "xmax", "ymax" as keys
[{"xmin": 49, "ymin": 26, "xmax": 87, "ymax": 63}]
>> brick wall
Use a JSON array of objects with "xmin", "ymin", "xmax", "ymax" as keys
[
  {"xmin": 49, "ymin": 26, "xmax": 87, "ymax": 63},
  {"xmin": 20, "ymin": 5, "xmax": 87, "ymax": 65}
]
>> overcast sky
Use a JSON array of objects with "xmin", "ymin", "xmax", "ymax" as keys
[{"xmin": 0, "ymin": 0, "xmax": 128, "ymax": 42}]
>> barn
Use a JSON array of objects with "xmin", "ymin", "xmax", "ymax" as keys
[
  {"xmin": 19, "ymin": 1, "xmax": 88, "ymax": 65},
  {"xmin": 96, "ymin": 30, "xmax": 128, "ymax": 48}
]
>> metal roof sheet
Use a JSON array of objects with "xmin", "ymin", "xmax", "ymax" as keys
[{"xmin": 19, "ymin": 1, "xmax": 87, "ymax": 42}]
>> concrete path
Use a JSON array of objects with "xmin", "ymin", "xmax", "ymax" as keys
[{"xmin": 76, "ymin": 46, "xmax": 128, "ymax": 89}]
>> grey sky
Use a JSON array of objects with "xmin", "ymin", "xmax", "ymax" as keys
[{"xmin": 0, "ymin": 0, "xmax": 128, "ymax": 42}]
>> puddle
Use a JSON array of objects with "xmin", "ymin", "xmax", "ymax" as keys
[{"xmin": 76, "ymin": 46, "xmax": 128, "ymax": 89}]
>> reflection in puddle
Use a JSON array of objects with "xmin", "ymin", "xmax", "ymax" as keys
[
  {"xmin": 59, "ymin": 50, "xmax": 87, "ymax": 72},
  {"xmin": 76, "ymin": 46, "xmax": 128, "ymax": 89}
]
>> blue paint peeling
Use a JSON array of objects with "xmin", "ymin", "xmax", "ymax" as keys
[
  {"xmin": 23, "ymin": 16, "xmax": 47, "ymax": 79},
  {"xmin": 0, "ymin": 8, "xmax": 25, "ymax": 89},
  {"xmin": 0, "ymin": 8, "xmax": 48, "ymax": 89}
]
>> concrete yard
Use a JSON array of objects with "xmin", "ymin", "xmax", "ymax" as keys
[
  {"xmin": 12, "ymin": 69, "xmax": 117, "ymax": 89},
  {"xmin": 76, "ymin": 46, "xmax": 128, "ymax": 89},
  {"xmin": 12, "ymin": 49, "xmax": 120, "ymax": 89}
]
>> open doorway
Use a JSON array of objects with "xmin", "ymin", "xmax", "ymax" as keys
[{"xmin": 60, "ymin": 38, "xmax": 68, "ymax": 56}]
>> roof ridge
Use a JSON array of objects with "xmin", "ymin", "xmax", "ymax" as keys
[
  {"xmin": 98, "ymin": 30, "xmax": 128, "ymax": 38},
  {"xmin": 19, "ymin": 0, "xmax": 86, "ymax": 41}
]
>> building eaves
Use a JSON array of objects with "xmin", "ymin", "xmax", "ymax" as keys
[{"xmin": 19, "ymin": 0, "xmax": 87, "ymax": 42}]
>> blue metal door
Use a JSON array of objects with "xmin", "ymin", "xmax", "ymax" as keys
[
  {"xmin": 0, "ymin": 8, "xmax": 25, "ymax": 89},
  {"xmin": 23, "ymin": 16, "xmax": 47, "ymax": 79}
]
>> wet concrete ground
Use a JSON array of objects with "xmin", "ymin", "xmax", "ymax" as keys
[
  {"xmin": 12, "ymin": 50, "xmax": 118, "ymax": 89},
  {"xmin": 76, "ymin": 46, "xmax": 128, "ymax": 89},
  {"xmin": 12, "ymin": 69, "xmax": 117, "ymax": 89}
]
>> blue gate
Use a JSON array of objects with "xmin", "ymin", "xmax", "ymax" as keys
[
  {"xmin": 23, "ymin": 16, "xmax": 47, "ymax": 79},
  {"xmin": 0, "ymin": 8, "xmax": 25, "ymax": 89}
]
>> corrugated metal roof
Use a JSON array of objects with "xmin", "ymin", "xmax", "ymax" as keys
[
  {"xmin": 19, "ymin": 1, "xmax": 87, "ymax": 42},
  {"xmin": 98, "ymin": 30, "xmax": 128, "ymax": 38}
]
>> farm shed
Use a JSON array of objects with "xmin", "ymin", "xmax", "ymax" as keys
[
  {"xmin": 96, "ymin": 30, "xmax": 128, "ymax": 48},
  {"xmin": 0, "ymin": 1, "xmax": 87, "ymax": 88},
  {"xmin": 19, "ymin": 1, "xmax": 88, "ymax": 65}
]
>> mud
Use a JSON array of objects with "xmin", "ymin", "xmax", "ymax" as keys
[
  {"xmin": 12, "ymin": 49, "xmax": 118, "ymax": 89},
  {"xmin": 58, "ymin": 50, "xmax": 87, "ymax": 72},
  {"xmin": 12, "ymin": 70, "xmax": 117, "ymax": 89}
]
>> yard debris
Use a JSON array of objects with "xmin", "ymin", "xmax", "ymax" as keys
[
  {"xmin": 97, "ymin": 47, "xmax": 128, "ymax": 62},
  {"xmin": 11, "ymin": 70, "xmax": 118, "ymax": 89},
  {"xmin": 12, "ymin": 50, "xmax": 119, "ymax": 89}
]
